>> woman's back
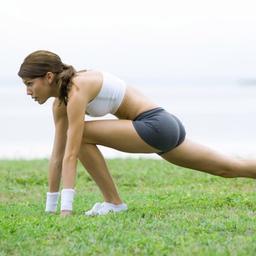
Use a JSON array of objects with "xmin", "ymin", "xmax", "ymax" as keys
[{"xmin": 72, "ymin": 70, "xmax": 158, "ymax": 120}]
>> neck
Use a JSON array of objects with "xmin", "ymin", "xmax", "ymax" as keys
[{"xmin": 50, "ymin": 81, "xmax": 61, "ymax": 98}]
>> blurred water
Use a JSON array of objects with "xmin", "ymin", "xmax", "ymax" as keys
[{"xmin": 1, "ymin": 83, "xmax": 256, "ymax": 159}]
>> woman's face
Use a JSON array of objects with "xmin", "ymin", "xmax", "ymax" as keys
[{"xmin": 23, "ymin": 73, "xmax": 54, "ymax": 104}]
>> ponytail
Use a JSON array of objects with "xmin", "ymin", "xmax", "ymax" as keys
[{"xmin": 57, "ymin": 64, "xmax": 76, "ymax": 106}]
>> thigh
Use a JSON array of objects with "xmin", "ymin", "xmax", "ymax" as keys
[{"xmin": 82, "ymin": 119, "xmax": 160, "ymax": 153}]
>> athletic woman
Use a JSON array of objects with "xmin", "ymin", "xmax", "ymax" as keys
[{"xmin": 18, "ymin": 50, "xmax": 256, "ymax": 216}]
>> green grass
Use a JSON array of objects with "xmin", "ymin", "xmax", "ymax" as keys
[{"xmin": 1, "ymin": 159, "xmax": 256, "ymax": 255}]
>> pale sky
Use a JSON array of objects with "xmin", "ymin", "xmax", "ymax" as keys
[{"xmin": 1, "ymin": 0, "xmax": 256, "ymax": 85}]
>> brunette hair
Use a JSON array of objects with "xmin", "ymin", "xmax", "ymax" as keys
[{"xmin": 18, "ymin": 50, "xmax": 76, "ymax": 105}]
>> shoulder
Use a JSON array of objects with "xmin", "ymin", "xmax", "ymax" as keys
[
  {"xmin": 53, "ymin": 98, "xmax": 66, "ymax": 112},
  {"xmin": 69, "ymin": 70, "xmax": 103, "ymax": 103},
  {"xmin": 52, "ymin": 98, "xmax": 67, "ymax": 122},
  {"xmin": 72, "ymin": 70, "xmax": 103, "ymax": 90}
]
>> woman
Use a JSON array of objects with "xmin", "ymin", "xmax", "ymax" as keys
[{"xmin": 18, "ymin": 50, "xmax": 256, "ymax": 216}]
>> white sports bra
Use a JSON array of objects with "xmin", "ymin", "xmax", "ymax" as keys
[{"xmin": 86, "ymin": 71, "xmax": 126, "ymax": 117}]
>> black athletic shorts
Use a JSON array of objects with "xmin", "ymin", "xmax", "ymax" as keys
[{"xmin": 132, "ymin": 107, "xmax": 186, "ymax": 154}]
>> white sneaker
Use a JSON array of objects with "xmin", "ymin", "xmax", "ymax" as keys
[
  {"xmin": 85, "ymin": 202, "xmax": 128, "ymax": 216},
  {"xmin": 84, "ymin": 202, "xmax": 102, "ymax": 216},
  {"xmin": 97, "ymin": 202, "xmax": 128, "ymax": 215}
]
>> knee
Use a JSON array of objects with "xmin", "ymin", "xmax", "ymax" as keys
[
  {"xmin": 81, "ymin": 130, "xmax": 88, "ymax": 145},
  {"xmin": 218, "ymin": 160, "xmax": 243, "ymax": 178},
  {"xmin": 78, "ymin": 143, "xmax": 97, "ymax": 161},
  {"xmin": 81, "ymin": 122, "xmax": 95, "ymax": 145},
  {"xmin": 219, "ymin": 171, "xmax": 237, "ymax": 178}
]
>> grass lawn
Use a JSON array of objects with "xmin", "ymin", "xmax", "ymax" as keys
[{"xmin": 0, "ymin": 158, "xmax": 256, "ymax": 256}]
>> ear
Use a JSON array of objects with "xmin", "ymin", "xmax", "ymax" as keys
[{"xmin": 45, "ymin": 72, "xmax": 55, "ymax": 85}]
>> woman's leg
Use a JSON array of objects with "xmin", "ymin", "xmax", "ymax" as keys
[
  {"xmin": 82, "ymin": 119, "xmax": 256, "ymax": 179},
  {"xmin": 78, "ymin": 143, "xmax": 122, "ymax": 204},
  {"xmin": 160, "ymin": 138, "xmax": 256, "ymax": 179},
  {"xmin": 77, "ymin": 119, "xmax": 159, "ymax": 212}
]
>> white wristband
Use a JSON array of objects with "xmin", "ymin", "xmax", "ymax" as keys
[
  {"xmin": 45, "ymin": 192, "xmax": 60, "ymax": 212},
  {"xmin": 61, "ymin": 189, "xmax": 75, "ymax": 211}
]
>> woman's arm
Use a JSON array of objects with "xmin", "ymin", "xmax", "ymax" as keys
[
  {"xmin": 48, "ymin": 99, "xmax": 68, "ymax": 191},
  {"xmin": 45, "ymin": 99, "xmax": 68, "ymax": 213},
  {"xmin": 60, "ymin": 87, "xmax": 90, "ymax": 214},
  {"xmin": 62, "ymin": 92, "xmax": 88, "ymax": 188}
]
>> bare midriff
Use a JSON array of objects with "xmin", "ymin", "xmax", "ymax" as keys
[{"xmin": 114, "ymin": 85, "xmax": 159, "ymax": 120}]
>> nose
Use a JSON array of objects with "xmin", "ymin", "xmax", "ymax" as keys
[{"xmin": 26, "ymin": 87, "xmax": 32, "ymax": 95}]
